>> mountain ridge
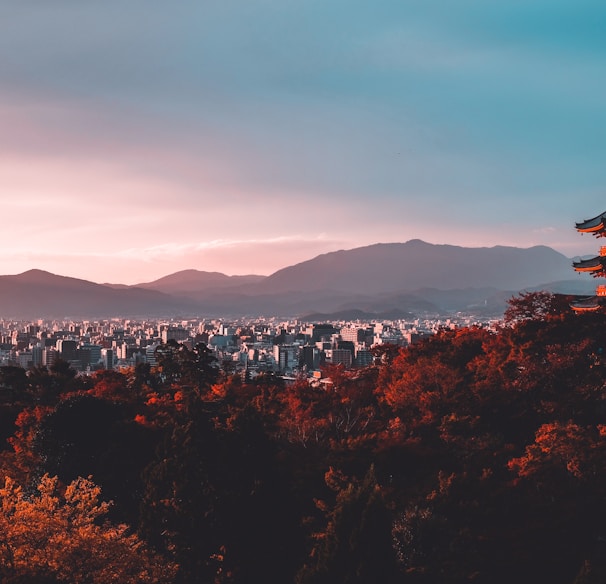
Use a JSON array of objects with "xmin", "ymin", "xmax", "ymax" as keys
[
  {"xmin": 0, "ymin": 240, "xmax": 590, "ymax": 318},
  {"xmin": 250, "ymin": 240, "xmax": 573, "ymax": 295}
]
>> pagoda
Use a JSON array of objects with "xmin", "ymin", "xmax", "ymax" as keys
[
  {"xmin": 575, "ymin": 211, "xmax": 606, "ymax": 237},
  {"xmin": 571, "ymin": 211, "xmax": 606, "ymax": 312}
]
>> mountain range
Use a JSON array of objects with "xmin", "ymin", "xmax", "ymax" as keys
[{"xmin": 0, "ymin": 240, "xmax": 593, "ymax": 319}]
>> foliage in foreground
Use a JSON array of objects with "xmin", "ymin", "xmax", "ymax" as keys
[
  {"xmin": 0, "ymin": 473, "xmax": 177, "ymax": 583},
  {"xmin": 0, "ymin": 294, "xmax": 605, "ymax": 582}
]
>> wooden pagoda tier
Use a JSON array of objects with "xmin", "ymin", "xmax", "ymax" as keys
[
  {"xmin": 570, "ymin": 295, "xmax": 602, "ymax": 312},
  {"xmin": 576, "ymin": 211, "xmax": 606, "ymax": 237},
  {"xmin": 572, "ymin": 247, "xmax": 606, "ymax": 277},
  {"xmin": 570, "ymin": 286, "xmax": 606, "ymax": 312},
  {"xmin": 571, "ymin": 214, "xmax": 606, "ymax": 312}
]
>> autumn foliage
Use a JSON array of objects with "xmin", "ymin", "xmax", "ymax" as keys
[
  {"xmin": 0, "ymin": 474, "xmax": 176, "ymax": 583},
  {"xmin": 0, "ymin": 293, "xmax": 606, "ymax": 582}
]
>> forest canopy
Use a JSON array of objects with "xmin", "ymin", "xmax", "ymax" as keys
[{"xmin": 0, "ymin": 293, "xmax": 604, "ymax": 583}]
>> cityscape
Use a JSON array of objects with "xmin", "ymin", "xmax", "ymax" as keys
[{"xmin": 0, "ymin": 312, "xmax": 498, "ymax": 381}]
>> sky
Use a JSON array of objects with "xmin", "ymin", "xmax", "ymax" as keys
[{"xmin": 1, "ymin": 0, "xmax": 605, "ymax": 284}]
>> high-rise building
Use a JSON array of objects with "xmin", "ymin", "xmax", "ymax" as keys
[
  {"xmin": 310, "ymin": 324, "xmax": 339, "ymax": 343},
  {"xmin": 340, "ymin": 326, "xmax": 368, "ymax": 344},
  {"xmin": 56, "ymin": 339, "xmax": 78, "ymax": 361},
  {"xmin": 274, "ymin": 345, "xmax": 298, "ymax": 372},
  {"xmin": 101, "ymin": 348, "xmax": 115, "ymax": 370},
  {"xmin": 354, "ymin": 347, "xmax": 373, "ymax": 368},
  {"xmin": 31, "ymin": 345, "xmax": 43, "ymax": 367},
  {"xmin": 330, "ymin": 348, "xmax": 353, "ymax": 369},
  {"xmin": 43, "ymin": 348, "xmax": 58, "ymax": 367},
  {"xmin": 79, "ymin": 344, "xmax": 102, "ymax": 366},
  {"xmin": 161, "ymin": 327, "xmax": 190, "ymax": 344},
  {"xmin": 300, "ymin": 345, "xmax": 322, "ymax": 370},
  {"xmin": 146, "ymin": 344, "xmax": 159, "ymax": 366}
]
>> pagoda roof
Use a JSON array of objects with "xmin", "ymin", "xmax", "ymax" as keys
[
  {"xmin": 572, "ymin": 256, "xmax": 606, "ymax": 275},
  {"xmin": 570, "ymin": 296, "xmax": 602, "ymax": 312},
  {"xmin": 576, "ymin": 211, "xmax": 606, "ymax": 235}
]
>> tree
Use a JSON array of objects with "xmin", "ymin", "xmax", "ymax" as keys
[
  {"xmin": 0, "ymin": 366, "xmax": 28, "ymax": 402},
  {"xmin": 88, "ymin": 369, "xmax": 131, "ymax": 402},
  {"xmin": 141, "ymin": 401, "xmax": 303, "ymax": 583},
  {"xmin": 503, "ymin": 291, "xmax": 567, "ymax": 324},
  {"xmin": 154, "ymin": 341, "xmax": 219, "ymax": 394},
  {"xmin": 33, "ymin": 394, "xmax": 158, "ymax": 526},
  {"xmin": 27, "ymin": 359, "xmax": 81, "ymax": 405},
  {"xmin": 297, "ymin": 466, "xmax": 399, "ymax": 584},
  {"xmin": 508, "ymin": 421, "xmax": 602, "ymax": 486},
  {"xmin": 0, "ymin": 474, "xmax": 176, "ymax": 583}
]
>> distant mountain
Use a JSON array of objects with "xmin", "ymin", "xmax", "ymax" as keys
[
  {"xmin": 252, "ymin": 240, "xmax": 574, "ymax": 295},
  {"xmin": 0, "ymin": 270, "xmax": 197, "ymax": 319},
  {"xmin": 136, "ymin": 270, "xmax": 265, "ymax": 297},
  {"xmin": 301, "ymin": 308, "xmax": 418, "ymax": 322},
  {"xmin": 0, "ymin": 242, "xmax": 589, "ymax": 319},
  {"xmin": 326, "ymin": 287, "xmax": 513, "ymax": 317},
  {"xmin": 527, "ymin": 279, "xmax": 596, "ymax": 296}
]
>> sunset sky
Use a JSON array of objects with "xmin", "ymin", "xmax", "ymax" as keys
[{"xmin": 2, "ymin": 0, "xmax": 605, "ymax": 284}]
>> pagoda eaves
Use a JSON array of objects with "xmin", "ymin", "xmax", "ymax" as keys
[
  {"xmin": 571, "ymin": 211, "xmax": 606, "ymax": 312},
  {"xmin": 575, "ymin": 211, "xmax": 606, "ymax": 236},
  {"xmin": 572, "ymin": 255, "xmax": 606, "ymax": 277},
  {"xmin": 570, "ymin": 296, "xmax": 602, "ymax": 312}
]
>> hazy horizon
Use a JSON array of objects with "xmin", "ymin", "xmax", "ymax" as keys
[
  {"xmin": 2, "ymin": 1, "xmax": 605, "ymax": 284},
  {"xmin": 0, "ymin": 238, "xmax": 578, "ymax": 286}
]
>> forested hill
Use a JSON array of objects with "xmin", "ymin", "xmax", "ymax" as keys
[{"xmin": 0, "ymin": 292, "xmax": 605, "ymax": 582}]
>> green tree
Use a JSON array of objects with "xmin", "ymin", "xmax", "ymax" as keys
[
  {"xmin": 154, "ymin": 341, "xmax": 219, "ymax": 394},
  {"xmin": 141, "ymin": 401, "xmax": 303, "ymax": 583},
  {"xmin": 297, "ymin": 466, "xmax": 399, "ymax": 584},
  {"xmin": 33, "ymin": 394, "xmax": 158, "ymax": 526},
  {"xmin": 0, "ymin": 366, "xmax": 28, "ymax": 402}
]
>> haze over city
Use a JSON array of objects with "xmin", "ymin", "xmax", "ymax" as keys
[{"xmin": 2, "ymin": 1, "xmax": 605, "ymax": 284}]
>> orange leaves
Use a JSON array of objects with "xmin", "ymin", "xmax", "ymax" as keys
[
  {"xmin": 134, "ymin": 413, "xmax": 149, "ymax": 426},
  {"xmin": 210, "ymin": 382, "xmax": 228, "ymax": 400},
  {"xmin": 375, "ymin": 327, "xmax": 492, "ymax": 437},
  {"xmin": 275, "ymin": 373, "xmax": 380, "ymax": 448},
  {"xmin": 88, "ymin": 370, "xmax": 130, "ymax": 402},
  {"xmin": 7, "ymin": 405, "xmax": 52, "ymax": 479},
  {"xmin": 380, "ymin": 356, "xmax": 465, "ymax": 426},
  {"xmin": 141, "ymin": 387, "xmax": 188, "ymax": 427},
  {"xmin": 508, "ymin": 421, "xmax": 606, "ymax": 484},
  {"xmin": 324, "ymin": 466, "xmax": 349, "ymax": 492},
  {"xmin": 0, "ymin": 474, "xmax": 177, "ymax": 583}
]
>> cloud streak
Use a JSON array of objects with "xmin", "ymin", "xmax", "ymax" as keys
[
  {"xmin": 0, "ymin": 236, "xmax": 347, "ymax": 284},
  {"xmin": 0, "ymin": 1, "xmax": 604, "ymax": 282}
]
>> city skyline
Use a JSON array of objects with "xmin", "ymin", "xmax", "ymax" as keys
[{"xmin": 2, "ymin": 1, "xmax": 605, "ymax": 284}]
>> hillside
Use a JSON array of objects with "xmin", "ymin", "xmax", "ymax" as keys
[
  {"xmin": 252, "ymin": 240, "xmax": 574, "ymax": 295},
  {"xmin": 0, "ymin": 242, "xmax": 591, "ymax": 318},
  {"xmin": 136, "ymin": 270, "xmax": 265, "ymax": 296},
  {"xmin": 0, "ymin": 270, "xmax": 196, "ymax": 318}
]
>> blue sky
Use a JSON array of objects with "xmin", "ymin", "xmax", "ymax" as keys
[{"xmin": 1, "ymin": 0, "xmax": 605, "ymax": 283}]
